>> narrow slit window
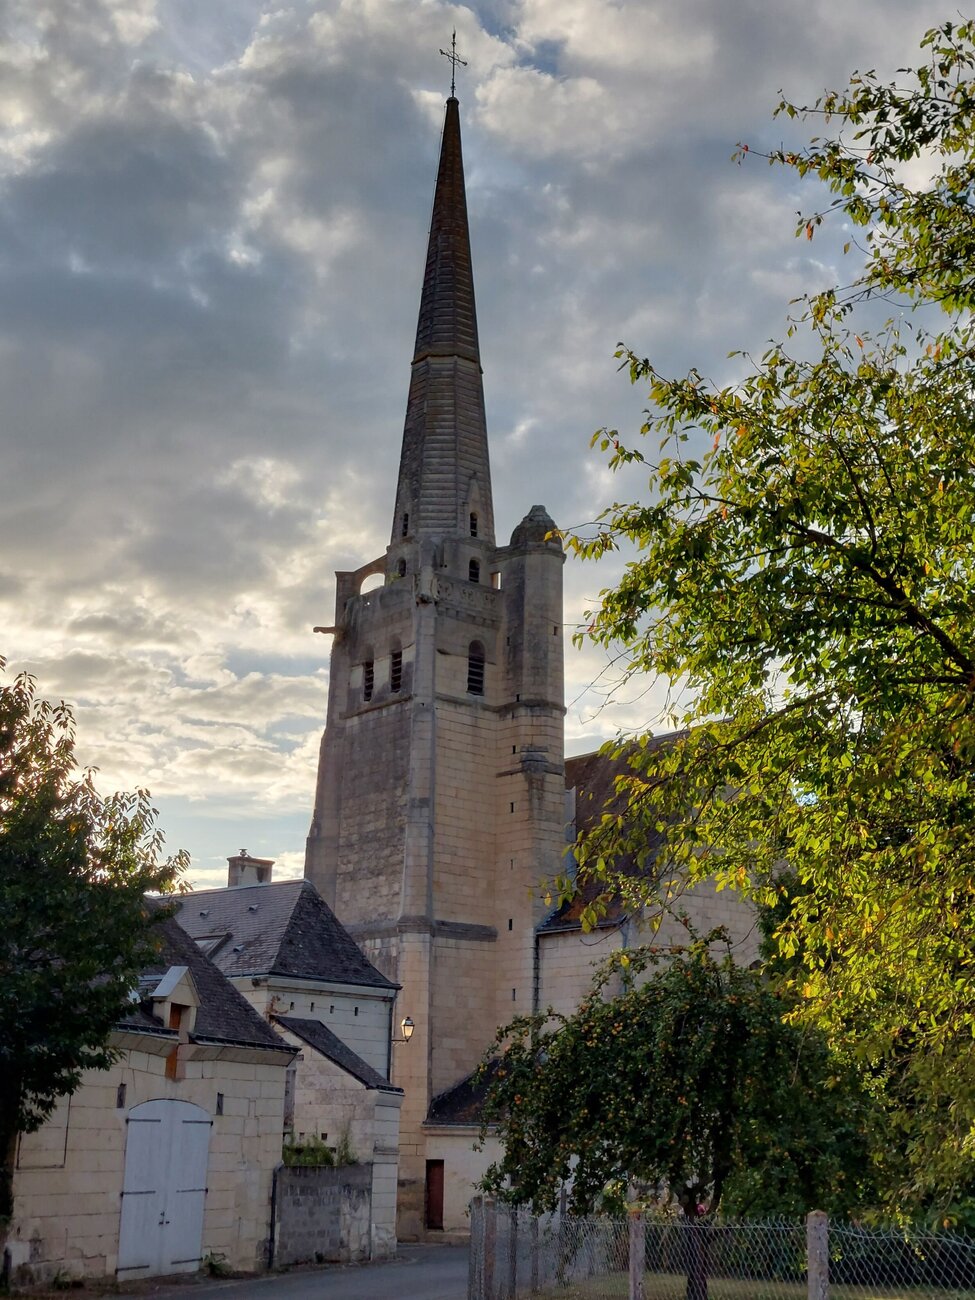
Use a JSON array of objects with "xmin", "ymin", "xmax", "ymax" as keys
[
  {"xmin": 469, "ymin": 558, "xmax": 480, "ymax": 584},
  {"xmin": 391, "ymin": 649, "xmax": 403, "ymax": 693},
  {"xmin": 396, "ymin": 558, "xmax": 407, "ymax": 577},
  {"xmin": 470, "ymin": 512, "xmax": 478, "ymax": 538},
  {"xmin": 363, "ymin": 660, "xmax": 374, "ymax": 701},
  {"xmin": 467, "ymin": 641, "xmax": 485, "ymax": 695},
  {"xmin": 401, "ymin": 512, "xmax": 409, "ymax": 537}
]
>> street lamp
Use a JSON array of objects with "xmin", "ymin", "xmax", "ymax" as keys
[{"xmin": 392, "ymin": 1015, "xmax": 415, "ymax": 1044}]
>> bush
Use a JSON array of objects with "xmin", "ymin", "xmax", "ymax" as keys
[{"xmin": 282, "ymin": 1136, "xmax": 334, "ymax": 1167}]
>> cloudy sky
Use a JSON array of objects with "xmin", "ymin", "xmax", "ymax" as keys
[{"xmin": 0, "ymin": 0, "xmax": 948, "ymax": 887}]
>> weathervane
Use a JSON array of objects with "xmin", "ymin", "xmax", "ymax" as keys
[{"xmin": 439, "ymin": 29, "xmax": 467, "ymax": 98}]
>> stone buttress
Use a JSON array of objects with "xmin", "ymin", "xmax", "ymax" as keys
[{"xmin": 304, "ymin": 96, "xmax": 566, "ymax": 1236}]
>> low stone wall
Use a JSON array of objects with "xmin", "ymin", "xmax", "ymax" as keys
[{"xmin": 272, "ymin": 1163, "xmax": 373, "ymax": 1267}]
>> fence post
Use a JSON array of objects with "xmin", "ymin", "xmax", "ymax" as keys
[
  {"xmin": 807, "ymin": 1210, "xmax": 828, "ymax": 1300},
  {"xmin": 530, "ymin": 1214, "xmax": 539, "ymax": 1295},
  {"xmin": 470, "ymin": 1197, "xmax": 483, "ymax": 1300},
  {"xmin": 484, "ymin": 1197, "xmax": 497, "ymax": 1300},
  {"xmin": 508, "ymin": 1207, "xmax": 518, "ymax": 1299},
  {"xmin": 629, "ymin": 1209, "xmax": 645, "ymax": 1300}
]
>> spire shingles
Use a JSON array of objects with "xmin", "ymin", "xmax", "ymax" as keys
[{"xmin": 391, "ymin": 98, "xmax": 495, "ymax": 546}]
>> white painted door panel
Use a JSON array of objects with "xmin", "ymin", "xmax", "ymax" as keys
[{"xmin": 118, "ymin": 1100, "xmax": 212, "ymax": 1277}]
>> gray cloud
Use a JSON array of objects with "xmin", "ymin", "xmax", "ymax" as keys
[{"xmin": 0, "ymin": 0, "xmax": 949, "ymax": 881}]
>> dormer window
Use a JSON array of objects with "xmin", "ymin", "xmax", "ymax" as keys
[
  {"xmin": 469, "ymin": 558, "xmax": 480, "ymax": 584},
  {"xmin": 469, "ymin": 512, "xmax": 478, "ymax": 538},
  {"xmin": 467, "ymin": 641, "xmax": 485, "ymax": 696}
]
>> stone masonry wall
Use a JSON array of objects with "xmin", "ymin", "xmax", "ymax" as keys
[
  {"xmin": 538, "ymin": 881, "xmax": 762, "ymax": 1019},
  {"xmin": 272, "ymin": 1164, "xmax": 372, "ymax": 1266},
  {"xmin": 274, "ymin": 1029, "xmax": 401, "ymax": 1258},
  {"xmin": 10, "ymin": 1038, "xmax": 288, "ymax": 1285}
]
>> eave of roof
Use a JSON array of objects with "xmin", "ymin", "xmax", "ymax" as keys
[{"xmin": 274, "ymin": 1015, "xmax": 402, "ymax": 1094}]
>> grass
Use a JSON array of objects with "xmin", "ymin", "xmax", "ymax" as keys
[{"xmin": 537, "ymin": 1273, "xmax": 975, "ymax": 1299}]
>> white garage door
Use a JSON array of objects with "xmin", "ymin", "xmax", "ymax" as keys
[{"xmin": 117, "ymin": 1099, "xmax": 212, "ymax": 1277}]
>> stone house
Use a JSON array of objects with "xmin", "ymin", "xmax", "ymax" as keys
[
  {"xmin": 9, "ymin": 912, "xmax": 296, "ymax": 1285},
  {"xmin": 174, "ymin": 854, "xmax": 404, "ymax": 1256}
]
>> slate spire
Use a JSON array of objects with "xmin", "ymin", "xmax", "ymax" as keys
[{"xmin": 391, "ymin": 97, "xmax": 495, "ymax": 547}]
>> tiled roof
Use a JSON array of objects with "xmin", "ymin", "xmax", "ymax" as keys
[
  {"xmin": 274, "ymin": 1016, "xmax": 402, "ymax": 1094},
  {"xmin": 175, "ymin": 879, "xmax": 397, "ymax": 991},
  {"xmin": 425, "ymin": 1060, "xmax": 500, "ymax": 1126},
  {"xmin": 124, "ymin": 911, "xmax": 294, "ymax": 1054},
  {"xmin": 539, "ymin": 737, "xmax": 681, "ymax": 934}
]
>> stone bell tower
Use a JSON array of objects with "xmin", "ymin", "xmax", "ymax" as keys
[{"xmin": 304, "ymin": 95, "xmax": 566, "ymax": 1235}]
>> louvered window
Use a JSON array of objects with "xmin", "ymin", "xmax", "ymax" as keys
[
  {"xmin": 467, "ymin": 641, "xmax": 485, "ymax": 696},
  {"xmin": 363, "ymin": 660, "xmax": 374, "ymax": 701},
  {"xmin": 469, "ymin": 558, "xmax": 480, "ymax": 584},
  {"xmin": 391, "ymin": 649, "xmax": 403, "ymax": 693},
  {"xmin": 470, "ymin": 512, "xmax": 478, "ymax": 537}
]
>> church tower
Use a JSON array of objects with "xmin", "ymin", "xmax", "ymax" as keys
[{"xmin": 305, "ymin": 95, "xmax": 566, "ymax": 1234}]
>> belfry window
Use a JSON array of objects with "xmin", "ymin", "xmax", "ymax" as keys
[
  {"xmin": 363, "ymin": 660, "xmax": 374, "ymax": 702},
  {"xmin": 467, "ymin": 641, "xmax": 485, "ymax": 696},
  {"xmin": 396, "ymin": 557, "xmax": 407, "ymax": 578},
  {"xmin": 401, "ymin": 513, "xmax": 409, "ymax": 538},
  {"xmin": 469, "ymin": 558, "xmax": 480, "ymax": 584},
  {"xmin": 469, "ymin": 512, "xmax": 478, "ymax": 538},
  {"xmin": 391, "ymin": 649, "xmax": 403, "ymax": 694}
]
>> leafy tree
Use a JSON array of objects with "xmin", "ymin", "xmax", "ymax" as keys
[
  {"xmin": 561, "ymin": 19, "xmax": 975, "ymax": 1211},
  {"xmin": 0, "ymin": 663, "xmax": 185, "ymax": 1221},
  {"xmin": 478, "ymin": 936, "xmax": 879, "ymax": 1223}
]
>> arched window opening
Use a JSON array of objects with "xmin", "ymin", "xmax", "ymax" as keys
[
  {"xmin": 396, "ymin": 557, "xmax": 407, "ymax": 578},
  {"xmin": 401, "ymin": 513, "xmax": 409, "ymax": 538},
  {"xmin": 363, "ymin": 659, "xmax": 374, "ymax": 702},
  {"xmin": 469, "ymin": 558, "xmax": 480, "ymax": 584},
  {"xmin": 467, "ymin": 641, "xmax": 485, "ymax": 696},
  {"xmin": 469, "ymin": 512, "xmax": 478, "ymax": 538},
  {"xmin": 390, "ymin": 648, "xmax": 403, "ymax": 694}
]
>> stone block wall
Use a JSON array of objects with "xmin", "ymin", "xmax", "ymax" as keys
[
  {"xmin": 272, "ymin": 1164, "xmax": 372, "ymax": 1266},
  {"xmin": 9, "ymin": 1036, "xmax": 289, "ymax": 1285},
  {"xmin": 274, "ymin": 1029, "xmax": 401, "ymax": 1258},
  {"xmin": 537, "ymin": 880, "xmax": 762, "ymax": 1019}
]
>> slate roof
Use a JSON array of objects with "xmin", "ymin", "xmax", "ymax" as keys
[
  {"xmin": 425, "ymin": 1059, "xmax": 501, "ymax": 1126},
  {"xmin": 175, "ymin": 879, "xmax": 397, "ymax": 991},
  {"xmin": 539, "ymin": 736, "xmax": 681, "ymax": 934},
  {"xmin": 392, "ymin": 95, "xmax": 496, "ymax": 546},
  {"xmin": 120, "ymin": 911, "xmax": 295, "ymax": 1055},
  {"xmin": 274, "ymin": 1016, "xmax": 402, "ymax": 1094}
]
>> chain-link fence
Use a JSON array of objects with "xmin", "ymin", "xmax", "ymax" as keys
[{"xmin": 468, "ymin": 1198, "xmax": 975, "ymax": 1300}]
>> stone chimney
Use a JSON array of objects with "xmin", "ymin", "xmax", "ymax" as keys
[{"xmin": 227, "ymin": 849, "xmax": 274, "ymax": 888}]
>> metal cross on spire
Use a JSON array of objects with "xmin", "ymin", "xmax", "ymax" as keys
[{"xmin": 439, "ymin": 29, "xmax": 467, "ymax": 98}]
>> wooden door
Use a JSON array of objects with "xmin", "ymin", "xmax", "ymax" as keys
[
  {"xmin": 118, "ymin": 1100, "xmax": 211, "ymax": 1276},
  {"xmin": 425, "ymin": 1159, "xmax": 445, "ymax": 1230}
]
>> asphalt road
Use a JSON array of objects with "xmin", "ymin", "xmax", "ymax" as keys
[{"xmin": 107, "ymin": 1244, "xmax": 470, "ymax": 1300}]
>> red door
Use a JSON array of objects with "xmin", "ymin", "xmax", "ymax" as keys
[{"xmin": 425, "ymin": 1159, "xmax": 445, "ymax": 1230}]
